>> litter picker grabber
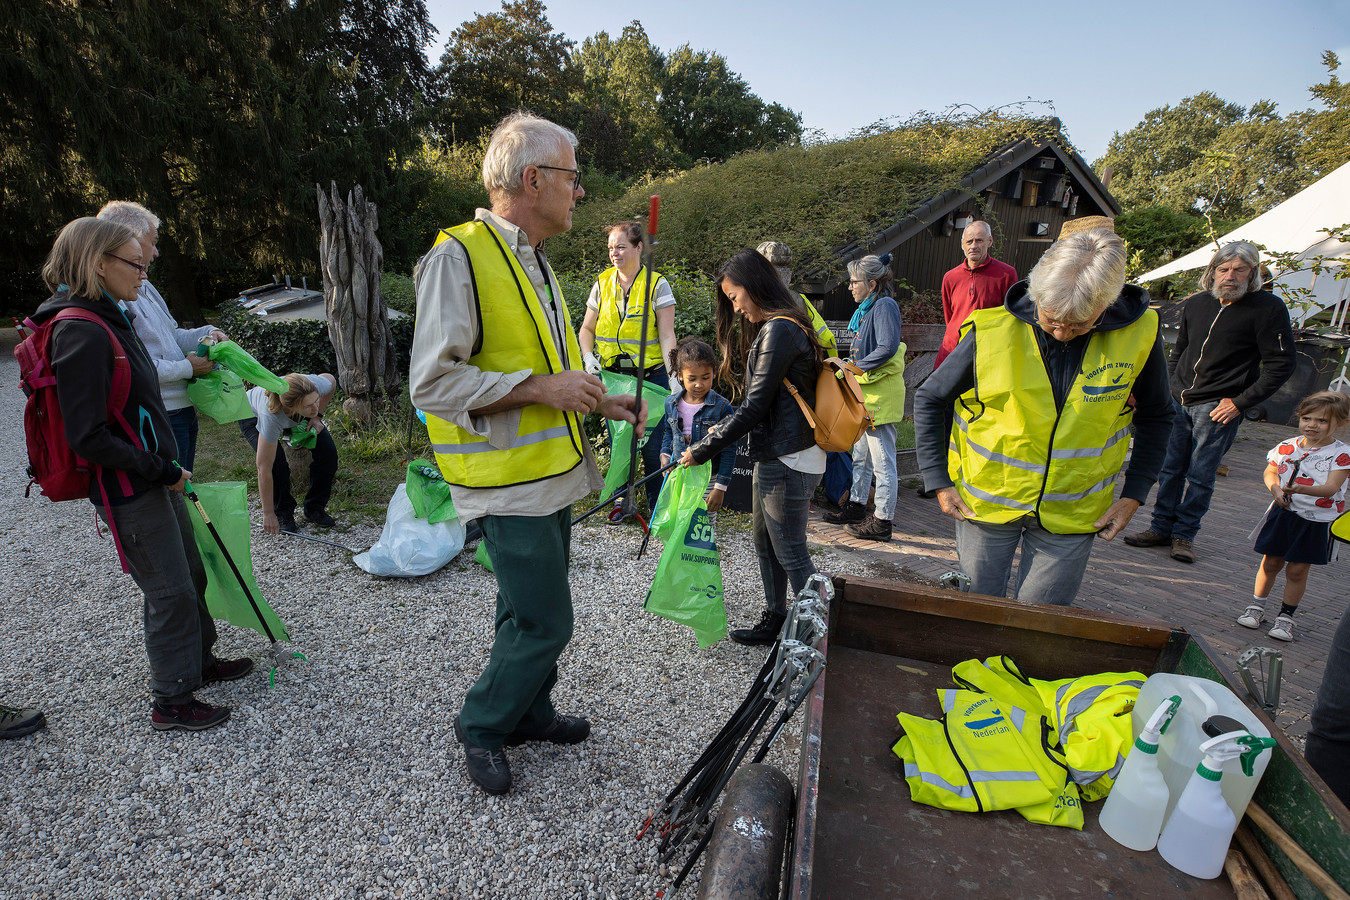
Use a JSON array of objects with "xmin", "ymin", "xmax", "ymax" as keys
[
  {"xmin": 639, "ymin": 573, "xmax": 832, "ymax": 897},
  {"xmin": 619, "ymin": 196, "xmax": 661, "ymax": 523},
  {"xmin": 571, "ymin": 459, "xmax": 677, "ymax": 527},
  {"xmin": 254, "ymin": 522, "xmax": 359, "ymax": 553},
  {"xmin": 184, "ymin": 479, "xmax": 305, "ymax": 684}
]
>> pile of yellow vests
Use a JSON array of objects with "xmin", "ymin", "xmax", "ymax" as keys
[{"xmin": 891, "ymin": 656, "xmax": 1143, "ymax": 829}]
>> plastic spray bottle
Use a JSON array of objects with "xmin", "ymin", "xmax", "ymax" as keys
[
  {"xmin": 1098, "ymin": 695, "xmax": 1182, "ymax": 851},
  {"xmin": 1156, "ymin": 731, "xmax": 1278, "ymax": 878}
]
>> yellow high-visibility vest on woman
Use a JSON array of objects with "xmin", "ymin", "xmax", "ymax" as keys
[
  {"xmin": 423, "ymin": 221, "xmax": 587, "ymax": 488},
  {"xmin": 593, "ymin": 266, "xmax": 669, "ymax": 370},
  {"xmin": 947, "ymin": 306, "xmax": 1158, "ymax": 533}
]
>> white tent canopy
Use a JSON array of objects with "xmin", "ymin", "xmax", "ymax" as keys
[{"xmin": 1139, "ymin": 160, "xmax": 1350, "ymax": 329}]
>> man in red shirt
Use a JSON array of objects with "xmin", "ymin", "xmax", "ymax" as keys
[{"xmin": 937, "ymin": 221, "xmax": 1018, "ymax": 368}]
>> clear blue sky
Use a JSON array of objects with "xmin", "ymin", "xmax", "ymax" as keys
[{"xmin": 424, "ymin": 0, "xmax": 1350, "ymax": 163}]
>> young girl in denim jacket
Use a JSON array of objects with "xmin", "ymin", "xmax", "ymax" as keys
[{"xmin": 660, "ymin": 338, "xmax": 736, "ymax": 512}]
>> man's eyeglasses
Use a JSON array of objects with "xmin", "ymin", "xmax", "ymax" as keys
[
  {"xmin": 106, "ymin": 253, "xmax": 147, "ymax": 276},
  {"xmin": 536, "ymin": 165, "xmax": 581, "ymax": 189}
]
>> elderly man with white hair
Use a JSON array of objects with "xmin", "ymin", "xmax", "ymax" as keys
[
  {"xmin": 96, "ymin": 201, "xmax": 227, "ymax": 472},
  {"xmin": 914, "ymin": 229, "xmax": 1173, "ymax": 606},
  {"xmin": 1125, "ymin": 240, "xmax": 1295, "ymax": 563},
  {"xmin": 410, "ymin": 113, "xmax": 644, "ymax": 795}
]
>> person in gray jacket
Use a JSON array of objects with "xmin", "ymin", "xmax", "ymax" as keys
[{"xmin": 97, "ymin": 202, "xmax": 227, "ymax": 472}]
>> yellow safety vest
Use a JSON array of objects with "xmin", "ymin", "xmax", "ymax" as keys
[
  {"xmin": 593, "ymin": 266, "xmax": 669, "ymax": 370},
  {"xmin": 948, "ymin": 307, "xmax": 1157, "ymax": 533},
  {"xmin": 801, "ymin": 295, "xmax": 836, "ymax": 355},
  {"xmin": 423, "ymin": 221, "xmax": 587, "ymax": 489},
  {"xmin": 952, "ymin": 656, "xmax": 1143, "ymax": 801},
  {"xmin": 893, "ymin": 688, "xmax": 1084, "ymax": 829}
]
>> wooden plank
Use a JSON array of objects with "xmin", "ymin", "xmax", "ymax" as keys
[{"xmin": 900, "ymin": 322, "xmax": 945, "ymax": 352}]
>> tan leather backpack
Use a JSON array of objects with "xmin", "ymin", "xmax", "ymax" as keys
[{"xmin": 771, "ymin": 316, "xmax": 873, "ymax": 452}]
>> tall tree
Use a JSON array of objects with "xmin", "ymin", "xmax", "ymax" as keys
[
  {"xmin": 659, "ymin": 46, "xmax": 802, "ymax": 165},
  {"xmin": 0, "ymin": 0, "xmax": 430, "ymax": 318},
  {"xmin": 1097, "ymin": 91, "xmax": 1304, "ymax": 220},
  {"xmin": 431, "ymin": 0, "xmax": 578, "ymax": 144},
  {"xmin": 571, "ymin": 22, "xmax": 677, "ymax": 176},
  {"xmin": 1299, "ymin": 51, "xmax": 1350, "ymax": 177}
]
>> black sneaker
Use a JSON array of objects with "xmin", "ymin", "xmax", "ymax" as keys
[
  {"xmin": 202, "ymin": 657, "xmax": 254, "ymax": 685},
  {"xmin": 304, "ymin": 509, "xmax": 336, "ymax": 528},
  {"xmin": 504, "ymin": 712, "xmax": 591, "ymax": 747},
  {"xmin": 151, "ymin": 698, "xmax": 230, "ymax": 732},
  {"xmin": 277, "ymin": 513, "xmax": 299, "ymax": 533},
  {"xmin": 730, "ymin": 610, "xmax": 787, "ymax": 646},
  {"xmin": 454, "ymin": 715, "xmax": 512, "ymax": 795},
  {"xmin": 0, "ymin": 705, "xmax": 46, "ymax": 739},
  {"xmin": 846, "ymin": 515, "xmax": 893, "ymax": 542},
  {"xmin": 823, "ymin": 500, "xmax": 866, "ymax": 525}
]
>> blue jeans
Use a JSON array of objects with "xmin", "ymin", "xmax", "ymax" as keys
[
  {"xmin": 168, "ymin": 406, "xmax": 199, "ymax": 473},
  {"xmin": 753, "ymin": 460, "xmax": 822, "ymax": 615},
  {"xmin": 822, "ymin": 452, "xmax": 853, "ymax": 505},
  {"xmin": 98, "ymin": 487, "xmax": 218, "ymax": 703},
  {"xmin": 1307, "ymin": 610, "xmax": 1350, "ymax": 806},
  {"xmin": 1148, "ymin": 400, "xmax": 1242, "ymax": 541},
  {"xmin": 849, "ymin": 424, "xmax": 898, "ymax": 521},
  {"xmin": 956, "ymin": 516, "xmax": 1096, "ymax": 606}
]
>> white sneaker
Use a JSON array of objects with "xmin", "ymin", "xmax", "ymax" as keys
[
  {"xmin": 1268, "ymin": 615, "xmax": 1295, "ymax": 642},
  {"xmin": 1237, "ymin": 604, "xmax": 1266, "ymax": 629}
]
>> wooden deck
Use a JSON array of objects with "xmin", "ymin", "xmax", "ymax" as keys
[{"xmin": 808, "ymin": 420, "xmax": 1344, "ymax": 744}]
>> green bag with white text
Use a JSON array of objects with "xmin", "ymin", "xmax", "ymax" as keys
[{"xmin": 643, "ymin": 463, "xmax": 727, "ymax": 648}]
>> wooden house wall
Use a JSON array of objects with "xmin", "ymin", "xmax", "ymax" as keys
[{"xmin": 815, "ymin": 159, "xmax": 1113, "ymax": 320}]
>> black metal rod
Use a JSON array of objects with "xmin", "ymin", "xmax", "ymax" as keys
[
  {"xmin": 621, "ymin": 197, "xmax": 660, "ymax": 517},
  {"xmin": 570, "ymin": 460, "xmax": 677, "ymax": 526},
  {"xmin": 186, "ymin": 483, "xmax": 278, "ymax": 644}
]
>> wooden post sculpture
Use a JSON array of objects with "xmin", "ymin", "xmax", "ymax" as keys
[{"xmin": 316, "ymin": 181, "xmax": 400, "ymax": 426}]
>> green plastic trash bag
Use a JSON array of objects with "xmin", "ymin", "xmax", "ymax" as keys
[
  {"xmin": 186, "ymin": 366, "xmax": 253, "ymax": 424},
  {"xmin": 207, "ymin": 340, "xmax": 288, "ymax": 393},
  {"xmin": 405, "ymin": 458, "xmax": 457, "ymax": 524},
  {"xmin": 287, "ymin": 420, "xmax": 318, "ymax": 449},
  {"xmin": 600, "ymin": 370, "xmax": 670, "ymax": 503},
  {"xmin": 643, "ymin": 462, "xmax": 727, "ymax": 648},
  {"xmin": 185, "ymin": 481, "xmax": 289, "ymax": 642},
  {"xmin": 474, "ymin": 540, "xmax": 493, "ymax": 573}
]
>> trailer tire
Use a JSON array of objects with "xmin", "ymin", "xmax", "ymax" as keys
[{"xmin": 696, "ymin": 764, "xmax": 794, "ymax": 900}]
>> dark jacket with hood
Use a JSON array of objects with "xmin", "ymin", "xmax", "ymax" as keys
[
  {"xmin": 32, "ymin": 289, "xmax": 183, "ymax": 504},
  {"xmin": 1167, "ymin": 288, "xmax": 1295, "ymax": 409},
  {"xmin": 914, "ymin": 281, "xmax": 1174, "ymax": 504},
  {"xmin": 689, "ymin": 317, "xmax": 819, "ymax": 464}
]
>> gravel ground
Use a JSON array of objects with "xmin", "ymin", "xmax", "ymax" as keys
[{"xmin": 0, "ymin": 331, "xmax": 876, "ymax": 900}]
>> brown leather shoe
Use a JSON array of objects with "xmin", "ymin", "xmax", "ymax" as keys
[
  {"xmin": 1123, "ymin": 528, "xmax": 1171, "ymax": 548},
  {"xmin": 1170, "ymin": 537, "xmax": 1196, "ymax": 563}
]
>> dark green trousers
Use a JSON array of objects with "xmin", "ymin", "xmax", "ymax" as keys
[{"xmin": 460, "ymin": 506, "xmax": 574, "ymax": 749}]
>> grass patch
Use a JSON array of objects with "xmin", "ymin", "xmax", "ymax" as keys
[{"xmin": 190, "ymin": 393, "xmax": 435, "ymax": 527}]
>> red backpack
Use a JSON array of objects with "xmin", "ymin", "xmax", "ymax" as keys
[{"xmin": 16, "ymin": 308, "xmax": 138, "ymax": 502}]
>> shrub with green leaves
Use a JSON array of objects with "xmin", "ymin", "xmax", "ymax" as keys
[{"xmin": 218, "ymin": 300, "xmax": 414, "ymax": 384}]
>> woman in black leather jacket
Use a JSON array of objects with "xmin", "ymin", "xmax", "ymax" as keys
[{"xmin": 682, "ymin": 249, "xmax": 824, "ymax": 645}]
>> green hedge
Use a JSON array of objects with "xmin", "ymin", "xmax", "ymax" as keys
[{"xmin": 218, "ymin": 299, "xmax": 414, "ymax": 386}]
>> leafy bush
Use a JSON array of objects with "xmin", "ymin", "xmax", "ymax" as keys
[
  {"xmin": 382, "ymin": 272, "xmax": 416, "ymax": 315},
  {"xmin": 549, "ymin": 112, "xmax": 1065, "ymax": 279},
  {"xmin": 218, "ymin": 300, "xmax": 415, "ymax": 385}
]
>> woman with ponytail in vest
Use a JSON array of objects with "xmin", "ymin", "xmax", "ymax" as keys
[
  {"xmin": 32, "ymin": 218, "xmax": 252, "ymax": 733},
  {"xmin": 681, "ymin": 249, "xmax": 824, "ymax": 645},
  {"xmin": 578, "ymin": 221, "xmax": 678, "ymax": 517}
]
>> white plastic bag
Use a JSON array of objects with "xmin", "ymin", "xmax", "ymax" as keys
[{"xmin": 354, "ymin": 484, "xmax": 465, "ymax": 577}]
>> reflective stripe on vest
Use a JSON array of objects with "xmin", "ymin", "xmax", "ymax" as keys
[
  {"xmin": 947, "ymin": 307, "xmax": 1158, "ymax": 533},
  {"xmin": 423, "ymin": 221, "xmax": 586, "ymax": 489},
  {"xmin": 594, "ymin": 266, "xmax": 668, "ymax": 369}
]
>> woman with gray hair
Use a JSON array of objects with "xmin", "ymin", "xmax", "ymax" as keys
[
  {"xmin": 823, "ymin": 254, "xmax": 905, "ymax": 541},
  {"xmin": 912, "ymin": 229, "xmax": 1174, "ymax": 605}
]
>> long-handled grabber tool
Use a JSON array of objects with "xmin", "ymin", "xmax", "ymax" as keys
[
  {"xmin": 619, "ymin": 196, "xmax": 661, "ymax": 525},
  {"xmin": 253, "ymin": 522, "xmax": 359, "ymax": 553},
  {"xmin": 184, "ymin": 479, "xmax": 305, "ymax": 685},
  {"xmin": 571, "ymin": 460, "xmax": 677, "ymax": 527}
]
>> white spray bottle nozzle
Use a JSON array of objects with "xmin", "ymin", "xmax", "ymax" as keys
[
  {"xmin": 1134, "ymin": 695, "xmax": 1183, "ymax": 754},
  {"xmin": 1196, "ymin": 731, "xmax": 1279, "ymax": 780}
]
